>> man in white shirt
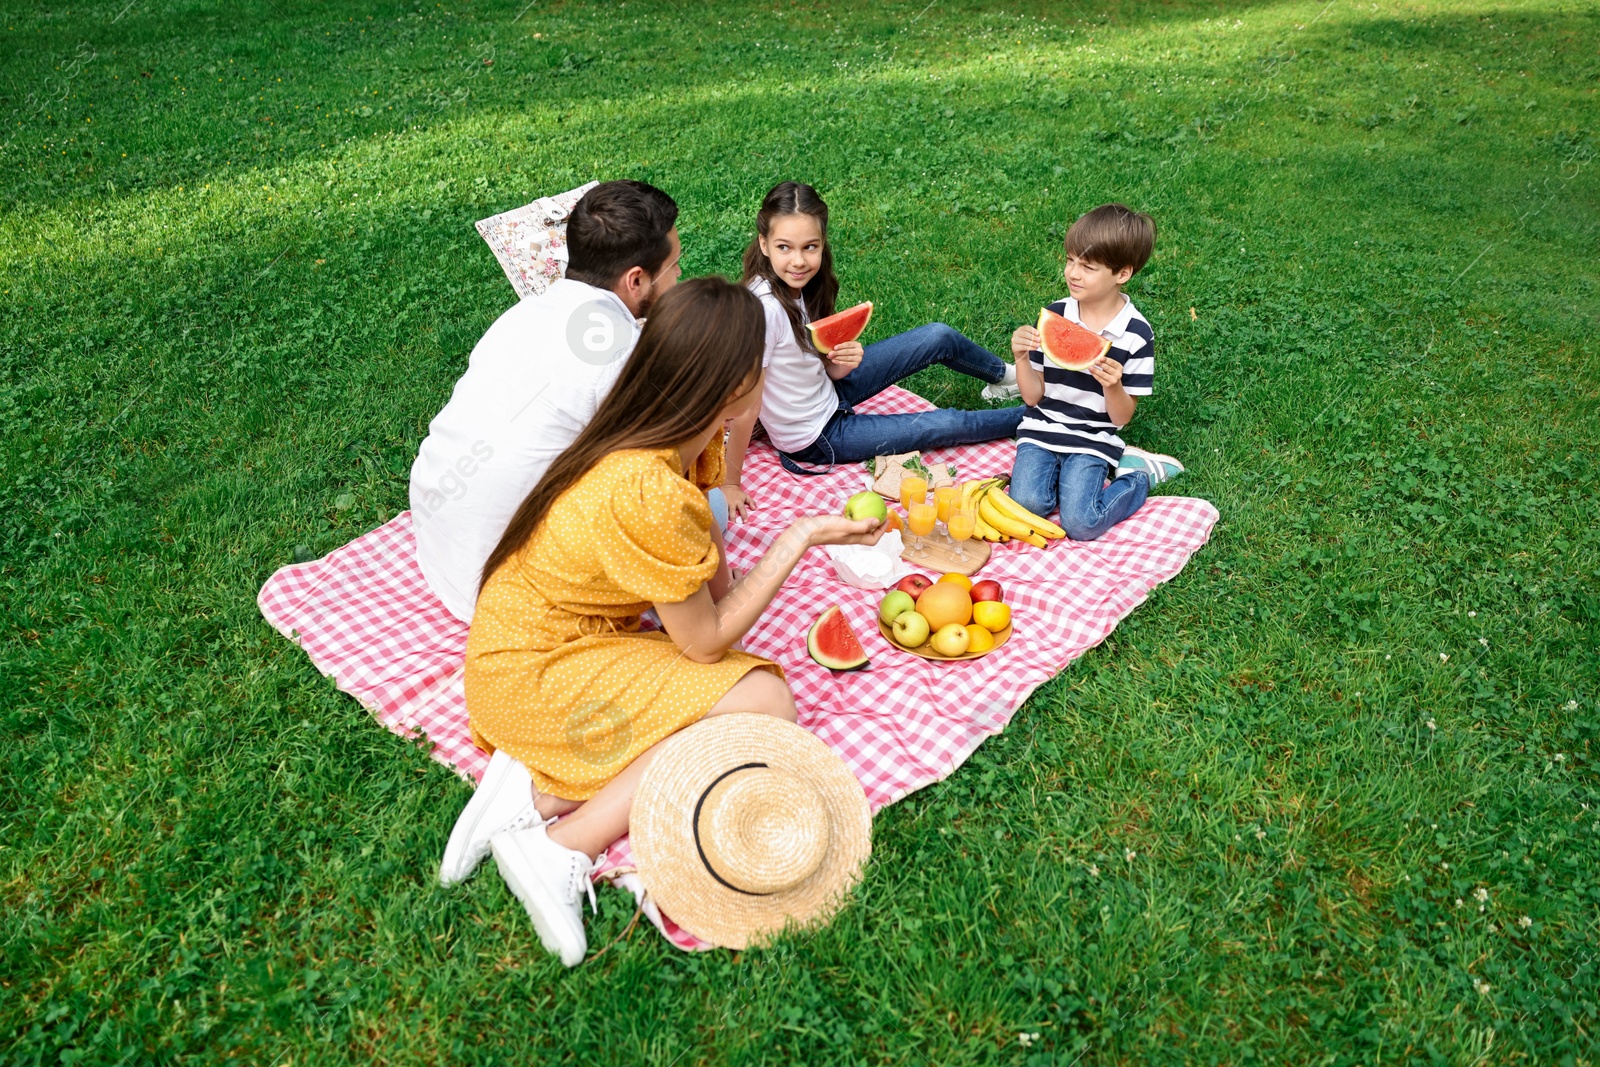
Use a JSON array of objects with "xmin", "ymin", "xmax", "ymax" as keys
[{"xmin": 409, "ymin": 181, "xmax": 684, "ymax": 622}]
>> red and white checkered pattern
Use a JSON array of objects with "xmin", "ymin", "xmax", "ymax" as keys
[{"xmin": 259, "ymin": 385, "xmax": 1217, "ymax": 951}]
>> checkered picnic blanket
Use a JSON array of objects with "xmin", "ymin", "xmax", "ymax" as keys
[{"xmin": 258, "ymin": 385, "xmax": 1218, "ymax": 951}]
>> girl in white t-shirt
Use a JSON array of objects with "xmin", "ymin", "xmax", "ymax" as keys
[{"xmin": 719, "ymin": 181, "xmax": 1023, "ymax": 520}]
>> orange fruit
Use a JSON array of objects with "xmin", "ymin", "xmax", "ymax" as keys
[
  {"xmin": 965, "ymin": 624, "xmax": 995, "ymax": 654},
  {"xmin": 915, "ymin": 582, "xmax": 973, "ymax": 630},
  {"xmin": 937, "ymin": 573, "xmax": 972, "ymax": 591},
  {"xmin": 884, "ymin": 509, "xmax": 904, "ymax": 533},
  {"xmin": 972, "ymin": 600, "xmax": 1011, "ymax": 633}
]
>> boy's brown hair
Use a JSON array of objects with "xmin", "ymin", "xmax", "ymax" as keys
[{"xmin": 1064, "ymin": 203, "xmax": 1156, "ymax": 276}]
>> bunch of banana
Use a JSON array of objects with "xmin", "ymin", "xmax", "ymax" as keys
[
  {"xmin": 958, "ymin": 477, "xmax": 1066, "ymax": 549},
  {"xmin": 957, "ymin": 478, "xmax": 1007, "ymax": 542}
]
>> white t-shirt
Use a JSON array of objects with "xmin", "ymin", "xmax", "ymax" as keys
[
  {"xmin": 409, "ymin": 278, "xmax": 640, "ymax": 621},
  {"xmin": 748, "ymin": 277, "xmax": 839, "ymax": 454}
]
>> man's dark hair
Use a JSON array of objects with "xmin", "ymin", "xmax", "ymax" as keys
[{"xmin": 564, "ymin": 180, "xmax": 679, "ymax": 289}]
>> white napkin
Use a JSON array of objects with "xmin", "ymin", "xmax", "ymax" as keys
[{"xmin": 824, "ymin": 532, "xmax": 914, "ymax": 590}]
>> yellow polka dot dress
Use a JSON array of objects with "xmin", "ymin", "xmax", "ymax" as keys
[{"xmin": 464, "ymin": 438, "xmax": 782, "ymax": 801}]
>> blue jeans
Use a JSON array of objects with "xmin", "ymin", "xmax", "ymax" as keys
[
  {"xmin": 707, "ymin": 487, "xmax": 729, "ymax": 531},
  {"xmin": 1009, "ymin": 442, "xmax": 1149, "ymax": 541},
  {"xmin": 779, "ymin": 322, "xmax": 1024, "ymax": 473}
]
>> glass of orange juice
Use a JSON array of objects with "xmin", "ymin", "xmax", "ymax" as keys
[
  {"xmin": 946, "ymin": 502, "xmax": 977, "ymax": 561},
  {"xmin": 907, "ymin": 501, "xmax": 938, "ymax": 558},
  {"xmin": 934, "ymin": 484, "xmax": 958, "ymax": 523},
  {"xmin": 900, "ymin": 475, "xmax": 928, "ymax": 510}
]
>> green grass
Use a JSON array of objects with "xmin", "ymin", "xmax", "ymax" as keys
[{"xmin": 3, "ymin": 0, "xmax": 1598, "ymax": 1061}]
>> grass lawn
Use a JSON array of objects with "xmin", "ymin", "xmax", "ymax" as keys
[{"xmin": 3, "ymin": 0, "xmax": 1598, "ymax": 1061}]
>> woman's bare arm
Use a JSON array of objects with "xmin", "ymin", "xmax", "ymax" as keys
[{"xmin": 655, "ymin": 516, "xmax": 884, "ymax": 663}]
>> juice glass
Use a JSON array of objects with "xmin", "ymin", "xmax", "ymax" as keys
[
  {"xmin": 907, "ymin": 502, "xmax": 938, "ymax": 558},
  {"xmin": 899, "ymin": 475, "xmax": 928, "ymax": 509},
  {"xmin": 946, "ymin": 503, "xmax": 977, "ymax": 561},
  {"xmin": 934, "ymin": 485, "xmax": 958, "ymax": 523}
]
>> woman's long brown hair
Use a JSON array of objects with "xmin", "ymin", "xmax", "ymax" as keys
[
  {"xmin": 740, "ymin": 181, "xmax": 839, "ymax": 356},
  {"xmin": 478, "ymin": 276, "xmax": 766, "ymax": 593}
]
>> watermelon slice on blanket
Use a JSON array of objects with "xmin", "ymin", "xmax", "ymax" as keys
[
  {"xmin": 806, "ymin": 606, "xmax": 869, "ymax": 671},
  {"xmin": 807, "ymin": 301, "xmax": 873, "ymax": 355},
  {"xmin": 1037, "ymin": 306, "xmax": 1111, "ymax": 371}
]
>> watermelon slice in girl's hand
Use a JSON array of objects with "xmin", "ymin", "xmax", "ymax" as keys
[
  {"xmin": 808, "ymin": 301, "xmax": 873, "ymax": 355},
  {"xmin": 1037, "ymin": 306, "xmax": 1111, "ymax": 371}
]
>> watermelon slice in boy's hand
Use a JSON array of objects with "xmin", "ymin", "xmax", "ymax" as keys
[
  {"xmin": 1037, "ymin": 306, "xmax": 1111, "ymax": 371},
  {"xmin": 808, "ymin": 301, "xmax": 874, "ymax": 355}
]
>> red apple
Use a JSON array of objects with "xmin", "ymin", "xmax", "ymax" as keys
[
  {"xmin": 970, "ymin": 579, "xmax": 1004, "ymax": 604},
  {"xmin": 894, "ymin": 574, "xmax": 934, "ymax": 600}
]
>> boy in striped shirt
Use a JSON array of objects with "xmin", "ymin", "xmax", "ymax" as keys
[{"xmin": 1007, "ymin": 203, "xmax": 1184, "ymax": 540}]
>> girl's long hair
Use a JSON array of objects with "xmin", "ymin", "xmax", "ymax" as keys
[
  {"xmin": 478, "ymin": 276, "xmax": 766, "ymax": 592},
  {"xmin": 740, "ymin": 181, "xmax": 839, "ymax": 355}
]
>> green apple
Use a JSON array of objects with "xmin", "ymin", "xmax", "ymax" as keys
[
  {"xmin": 843, "ymin": 490, "xmax": 888, "ymax": 523},
  {"xmin": 878, "ymin": 590, "xmax": 916, "ymax": 625},
  {"xmin": 930, "ymin": 623, "xmax": 971, "ymax": 657},
  {"xmin": 890, "ymin": 610, "xmax": 931, "ymax": 649}
]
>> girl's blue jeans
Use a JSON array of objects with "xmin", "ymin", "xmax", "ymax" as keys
[
  {"xmin": 1009, "ymin": 441, "xmax": 1150, "ymax": 541},
  {"xmin": 778, "ymin": 322, "xmax": 1024, "ymax": 473}
]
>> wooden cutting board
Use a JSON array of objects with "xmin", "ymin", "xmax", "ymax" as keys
[{"xmin": 899, "ymin": 531, "xmax": 990, "ymax": 577}]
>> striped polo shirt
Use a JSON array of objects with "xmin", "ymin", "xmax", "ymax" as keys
[{"xmin": 1016, "ymin": 295, "xmax": 1154, "ymax": 464}]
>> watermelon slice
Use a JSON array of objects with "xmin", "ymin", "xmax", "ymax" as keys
[
  {"xmin": 1037, "ymin": 306, "xmax": 1111, "ymax": 371},
  {"xmin": 806, "ymin": 605, "xmax": 869, "ymax": 671},
  {"xmin": 807, "ymin": 301, "xmax": 873, "ymax": 355}
]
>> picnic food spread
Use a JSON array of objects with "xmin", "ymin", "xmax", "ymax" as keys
[
  {"xmin": 806, "ymin": 300, "xmax": 874, "ymax": 354},
  {"xmin": 1037, "ymin": 305, "xmax": 1112, "ymax": 370},
  {"xmin": 876, "ymin": 571, "xmax": 1014, "ymax": 661}
]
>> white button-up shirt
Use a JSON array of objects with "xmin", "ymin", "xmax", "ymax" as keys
[{"xmin": 409, "ymin": 279, "xmax": 640, "ymax": 621}]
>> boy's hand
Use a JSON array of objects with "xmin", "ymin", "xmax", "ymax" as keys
[
  {"xmin": 1087, "ymin": 356, "xmax": 1124, "ymax": 390},
  {"xmin": 1011, "ymin": 325, "xmax": 1041, "ymax": 361},
  {"xmin": 824, "ymin": 340, "xmax": 864, "ymax": 371}
]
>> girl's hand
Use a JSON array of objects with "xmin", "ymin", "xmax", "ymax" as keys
[
  {"xmin": 1087, "ymin": 356, "xmax": 1124, "ymax": 390},
  {"xmin": 1011, "ymin": 325, "xmax": 1041, "ymax": 361},
  {"xmin": 721, "ymin": 484, "xmax": 755, "ymax": 522},
  {"xmin": 795, "ymin": 514, "xmax": 887, "ymax": 547},
  {"xmin": 825, "ymin": 340, "xmax": 865, "ymax": 371}
]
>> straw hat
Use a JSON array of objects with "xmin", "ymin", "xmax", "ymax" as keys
[{"xmin": 630, "ymin": 714, "xmax": 872, "ymax": 949}]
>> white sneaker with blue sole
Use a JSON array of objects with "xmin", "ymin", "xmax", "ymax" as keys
[{"xmin": 1116, "ymin": 446, "xmax": 1185, "ymax": 485}]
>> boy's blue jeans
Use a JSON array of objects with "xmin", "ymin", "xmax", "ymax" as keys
[
  {"xmin": 779, "ymin": 323, "xmax": 1024, "ymax": 473},
  {"xmin": 1009, "ymin": 441, "xmax": 1149, "ymax": 541}
]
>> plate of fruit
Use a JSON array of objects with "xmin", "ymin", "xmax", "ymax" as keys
[{"xmin": 875, "ymin": 572, "xmax": 1013, "ymax": 662}]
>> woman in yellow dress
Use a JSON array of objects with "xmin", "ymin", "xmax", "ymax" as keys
[{"xmin": 438, "ymin": 276, "xmax": 886, "ymax": 965}]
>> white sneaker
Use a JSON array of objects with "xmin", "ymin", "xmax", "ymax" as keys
[
  {"xmin": 491, "ymin": 823, "xmax": 596, "ymax": 967},
  {"xmin": 1116, "ymin": 446, "xmax": 1186, "ymax": 485},
  {"xmin": 980, "ymin": 363, "xmax": 1021, "ymax": 401},
  {"xmin": 439, "ymin": 749, "xmax": 540, "ymax": 887}
]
